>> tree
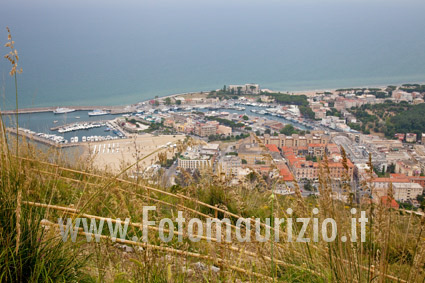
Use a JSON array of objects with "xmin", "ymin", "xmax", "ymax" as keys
[
  {"xmin": 299, "ymin": 105, "xmax": 315, "ymax": 119},
  {"xmin": 304, "ymin": 180, "xmax": 313, "ymax": 191},
  {"xmin": 420, "ymin": 200, "xmax": 425, "ymax": 211},
  {"xmin": 242, "ymin": 159, "xmax": 247, "ymax": 164},
  {"xmin": 237, "ymin": 86, "xmax": 243, "ymax": 95},
  {"xmin": 250, "ymin": 85, "xmax": 256, "ymax": 94},
  {"xmin": 165, "ymin": 97, "xmax": 172, "ymax": 105},
  {"xmin": 387, "ymin": 163, "xmax": 396, "ymax": 174},
  {"xmin": 176, "ymin": 100, "xmax": 181, "ymax": 105},
  {"xmin": 327, "ymin": 108, "xmax": 341, "ymax": 117},
  {"xmin": 154, "ymin": 100, "xmax": 159, "ymax": 106},
  {"xmin": 242, "ymin": 115, "xmax": 249, "ymax": 120},
  {"xmin": 280, "ymin": 124, "xmax": 296, "ymax": 135},
  {"xmin": 265, "ymin": 128, "xmax": 271, "ymax": 135}
]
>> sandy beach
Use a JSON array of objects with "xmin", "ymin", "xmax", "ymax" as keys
[{"xmin": 82, "ymin": 134, "xmax": 186, "ymax": 173}]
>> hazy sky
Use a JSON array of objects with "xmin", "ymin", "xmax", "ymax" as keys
[{"xmin": 1, "ymin": 0, "xmax": 425, "ymax": 108}]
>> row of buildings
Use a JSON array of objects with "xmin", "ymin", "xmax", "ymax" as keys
[{"xmin": 163, "ymin": 114, "xmax": 233, "ymax": 137}]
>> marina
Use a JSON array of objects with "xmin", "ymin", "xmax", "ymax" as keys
[
  {"xmin": 50, "ymin": 121, "xmax": 107, "ymax": 132},
  {"xmin": 6, "ymin": 126, "xmax": 125, "ymax": 148},
  {"xmin": 172, "ymin": 102, "xmax": 313, "ymax": 130},
  {"xmin": 6, "ymin": 128, "xmax": 77, "ymax": 148}
]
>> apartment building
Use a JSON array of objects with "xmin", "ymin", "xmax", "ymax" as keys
[
  {"xmin": 237, "ymin": 142, "xmax": 271, "ymax": 167},
  {"xmin": 282, "ymin": 146, "xmax": 354, "ymax": 181},
  {"xmin": 195, "ymin": 123, "xmax": 217, "ymax": 137},
  {"xmin": 178, "ymin": 157, "xmax": 211, "ymax": 170},
  {"xmin": 219, "ymin": 155, "xmax": 242, "ymax": 176},
  {"xmin": 177, "ymin": 146, "xmax": 213, "ymax": 170},
  {"xmin": 260, "ymin": 133, "xmax": 330, "ymax": 148},
  {"xmin": 372, "ymin": 176, "xmax": 424, "ymax": 202},
  {"xmin": 395, "ymin": 159, "xmax": 422, "ymax": 176}
]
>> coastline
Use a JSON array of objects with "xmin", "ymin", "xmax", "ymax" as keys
[
  {"xmin": 278, "ymin": 81, "xmax": 425, "ymax": 96},
  {"xmin": 3, "ymin": 81, "xmax": 425, "ymax": 114}
]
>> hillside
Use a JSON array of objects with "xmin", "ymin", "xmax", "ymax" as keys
[
  {"xmin": 1, "ymin": 131, "xmax": 424, "ymax": 282},
  {"xmin": 348, "ymin": 101, "xmax": 425, "ymax": 138},
  {"xmin": 386, "ymin": 103, "xmax": 425, "ymax": 137}
]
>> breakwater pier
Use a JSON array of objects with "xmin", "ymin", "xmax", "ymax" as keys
[{"xmin": 1, "ymin": 105, "xmax": 135, "ymax": 115}]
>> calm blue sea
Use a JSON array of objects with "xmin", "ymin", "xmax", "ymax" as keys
[{"xmin": 1, "ymin": 0, "xmax": 425, "ymax": 110}]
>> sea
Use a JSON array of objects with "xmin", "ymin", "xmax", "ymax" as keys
[{"xmin": 0, "ymin": 0, "xmax": 425, "ymax": 110}]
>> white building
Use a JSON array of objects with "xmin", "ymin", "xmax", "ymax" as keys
[
  {"xmin": 177, "ymin": 146, "xmax": 213, "ymax": 170},
  {"xmin": 219, "ymin": 155, "xmax": 242, "ymax": 176},
  {"xmin": 227, "ymin": 84, "xmax": 260, "ymax": 95},
  {"xmin": 372, "ymin": 178, "xmax": 423, "ymax": 202},
  {"xmin": 178, "ymin": 157, "xmax": 211, "ymax": 170},
  {"xmin": 393, "ymin": 182, "xmax": 423, "ymax": 202}
]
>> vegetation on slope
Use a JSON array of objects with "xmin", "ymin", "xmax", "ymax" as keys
[{"xmin": 348, "ymin": 101, "xmax": 425, "ymax": 138}]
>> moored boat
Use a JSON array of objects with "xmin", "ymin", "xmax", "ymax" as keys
[{"xmin": 53, "ymin": 107, "xmax": 75, "ymax": 114}]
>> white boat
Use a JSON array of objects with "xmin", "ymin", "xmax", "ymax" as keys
[
  {"xmin": 53, "ymin": 107, "xmax": 75, "ymax": 114},
  {"xmin": 88, "ymin": 109, "xmax": 109, "ymax": 116}
]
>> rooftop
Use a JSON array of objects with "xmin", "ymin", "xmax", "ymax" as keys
[{"xmin": 265, "ymin": 144, "xmax": 279, "ymax": 153}]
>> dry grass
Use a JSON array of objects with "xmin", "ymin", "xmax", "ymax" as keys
[{"xmin": 1, "ymin": 135, "xmax": 424, "ymax": 282}]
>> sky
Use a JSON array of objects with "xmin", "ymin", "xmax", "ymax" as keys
[{"xmin": 1, "ymin": 0, "xmax": 425, "ymax": 108}]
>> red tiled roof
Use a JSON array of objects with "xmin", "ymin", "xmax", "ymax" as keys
[
  {"xmin": 381, "ymin": 196, "xmax": 399, "ymax": 209},
  {"xmin": 390, "ymin": 173, "xmax": 407, "ymax": 179},
  {"xmin": 409, "ymin": 176, "xmax": 425, "ymax": 180},
  {"xmin": 265, "ymin": 144, "xmax": 279, "ymax": 153},
  {"xmin": 373, "ymin": 178, "xmax": 410, "ymax": 183},
  {"xmin": 279, "ymin": 165, "xmax": 294, "ymax": 181},
  {"xmin": 308, "ymin": 143, "xmax": 326, "ymax": 147}
]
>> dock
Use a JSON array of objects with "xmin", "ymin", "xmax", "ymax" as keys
[
  {"xmin": 50, "ymin": 120, "xmax": 110, "ymax": 131},
  {"xmin": 6, "ymin": 128, "xmax": 79, "ymax": 148},
  {"xmin": 1, "ymin": 105, "xmax": 136, "ymax": 115}
]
